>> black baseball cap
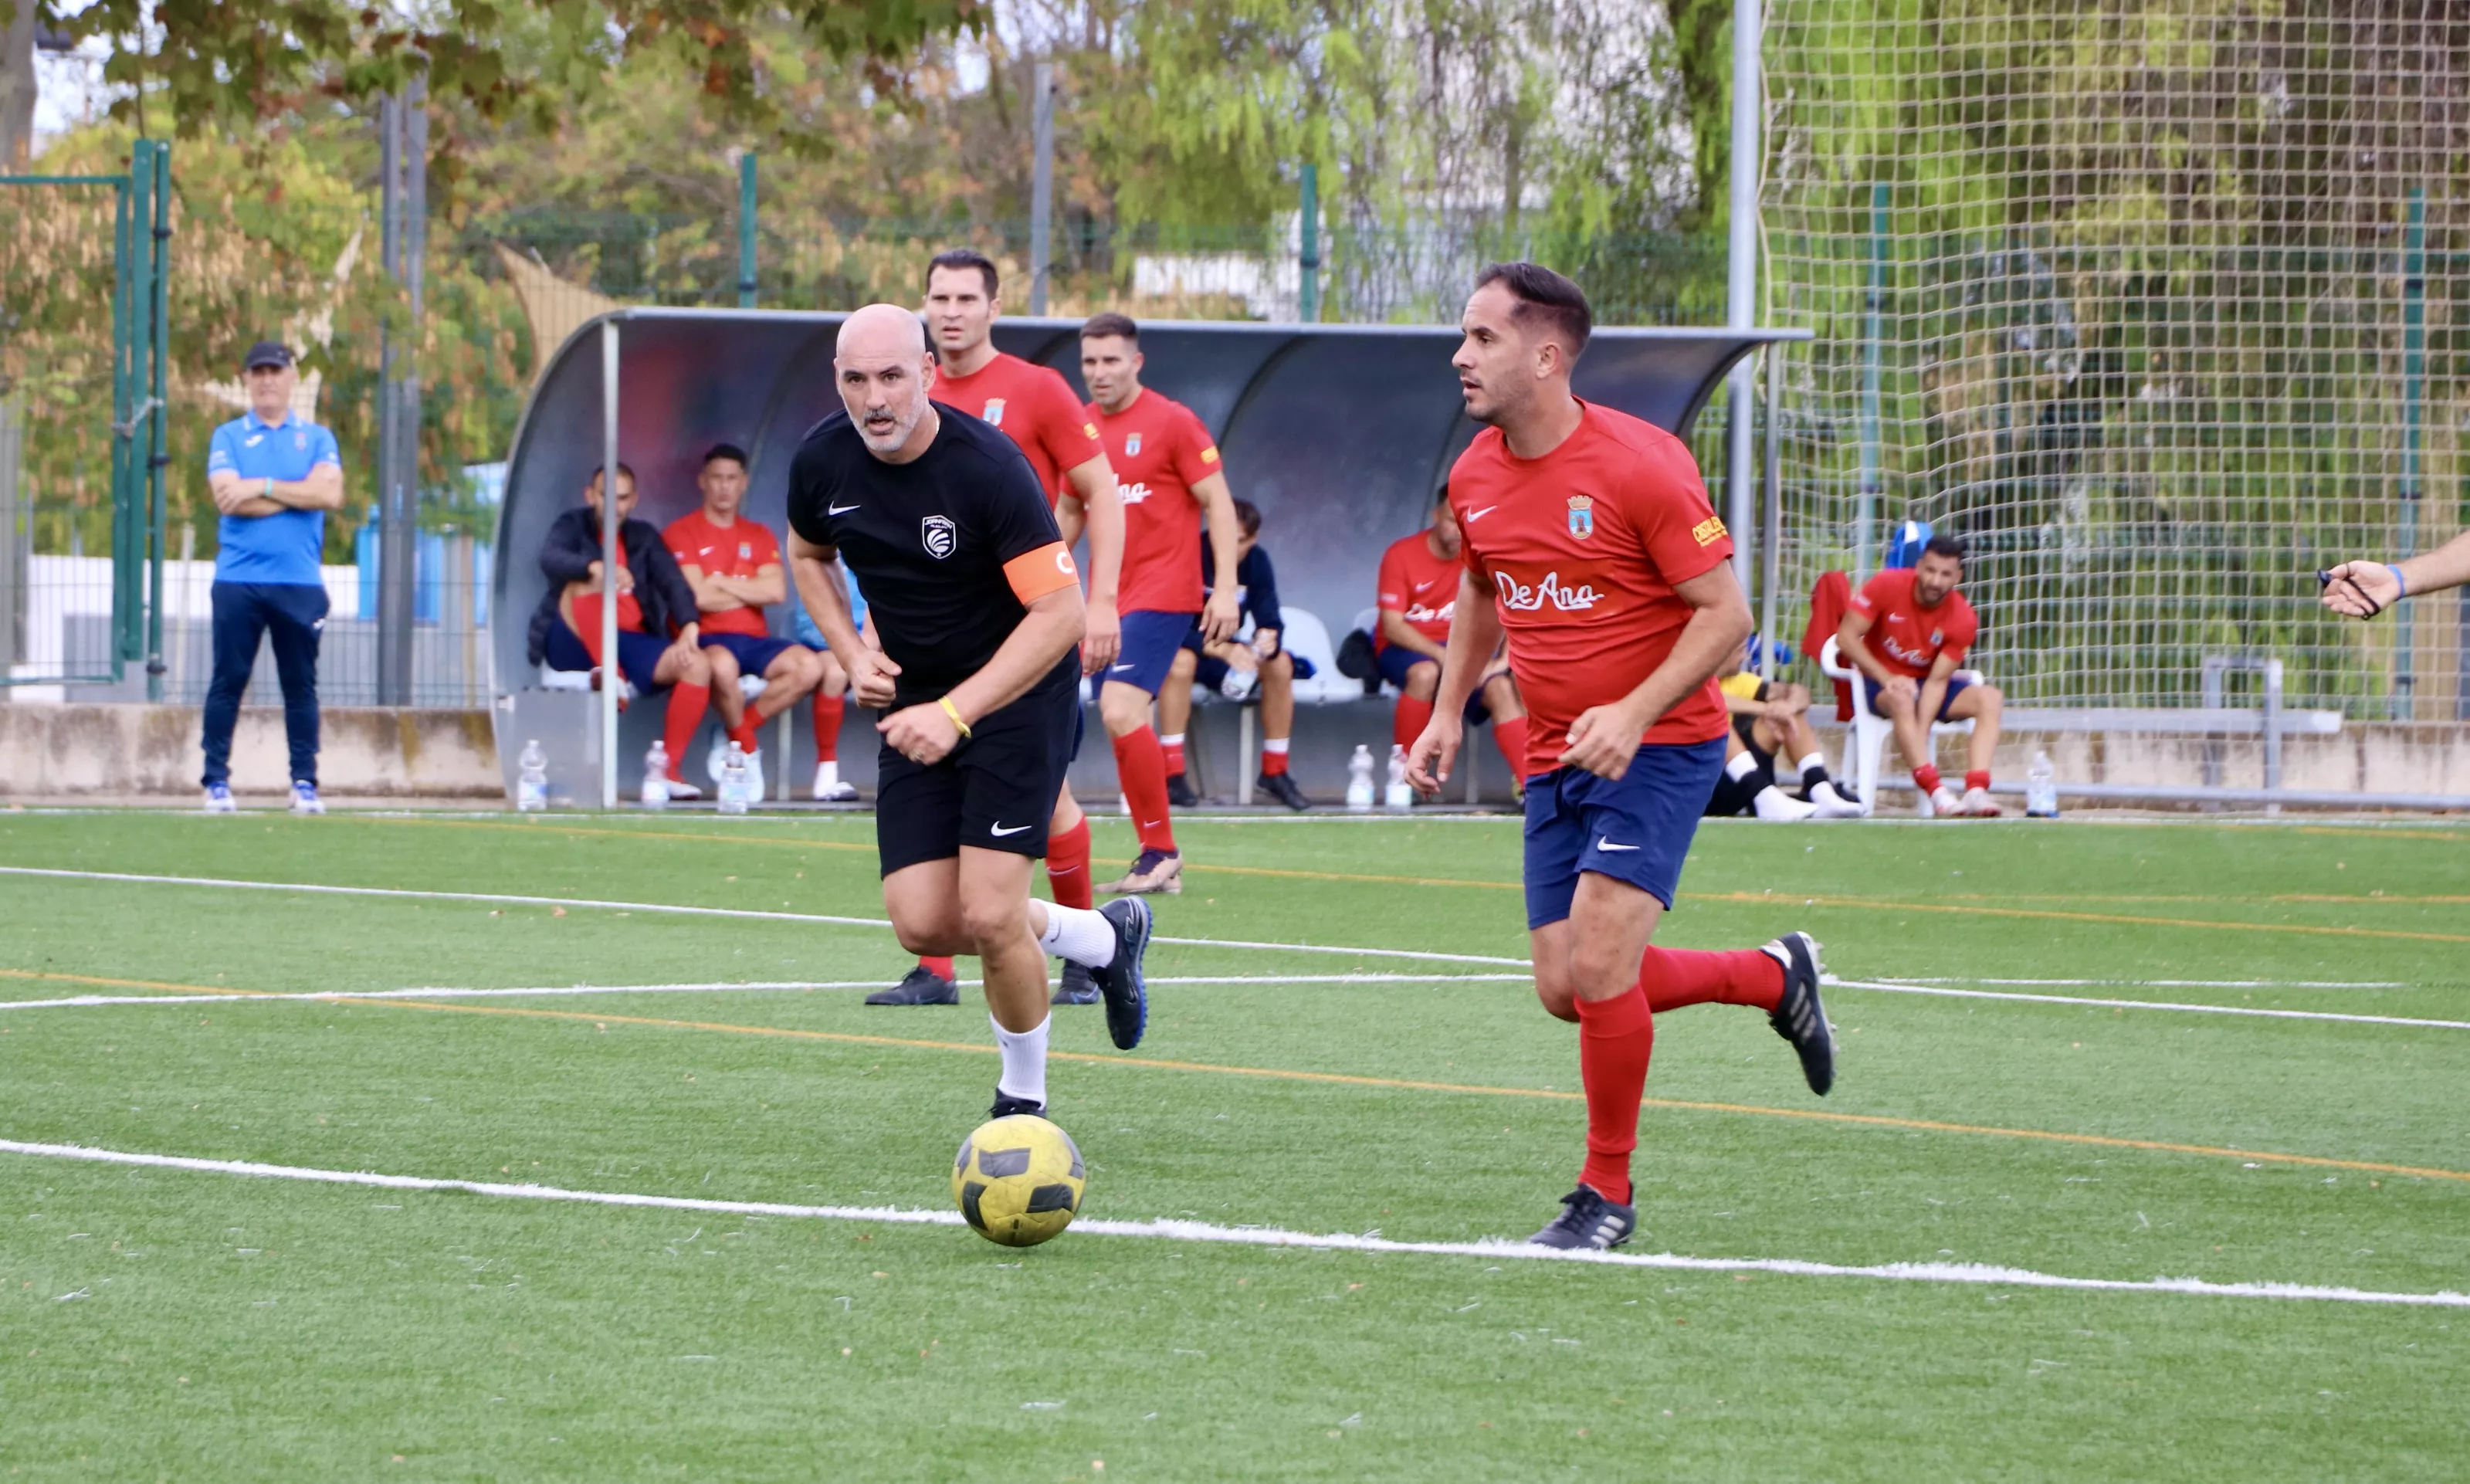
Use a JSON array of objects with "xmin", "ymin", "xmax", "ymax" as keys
[{"xmin": 243, "ymin": 341, "xmax": 294, "ymax": 371}]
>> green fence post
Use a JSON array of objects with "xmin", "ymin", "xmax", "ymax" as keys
[
  {"xmin": 144, "ymin": 141, "xmax": 172, "ymax": 701},
  {"xmin": 737, "ymin": 151, "xmax": 757, "ymax": 309},
  {"xmin": 1298, "ymin": 163, "xmax": 1320, "ymax": 324},
  {"xmin": 107, "ymin": 164, "xmax": 136, "ymax": 681}
]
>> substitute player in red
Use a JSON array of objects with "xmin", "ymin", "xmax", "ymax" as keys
[
  {"xmin": 866, "ymin": 249, "xmax": 1127, "ymax": 1008},
  {"xmin": 1406, "ymin": 263, "xmax": 1835, "ymax": 1252},
  {"xmin": 1375, "ymin": 489, "xmax": 1530, "ymax": 785},
  {"xmin": 1081, "ymin": 312, "xmax": 1242, "ymax": 896},
  {"xmin": 1835, "ymin": 536, "xmax": 2006, "ymax": 818}
]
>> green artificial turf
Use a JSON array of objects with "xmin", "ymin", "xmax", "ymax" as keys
[{"xmin": 1, "ymin": 808, "xmax": 2465, "ymax": 1479}]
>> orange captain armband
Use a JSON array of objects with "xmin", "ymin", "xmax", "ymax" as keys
[{"xmin": 1004, "ymin": 541, "xmax": 1081, "ymax": 603}]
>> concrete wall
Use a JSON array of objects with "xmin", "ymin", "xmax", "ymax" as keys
[
  {"xmin": 1956, "ymin": 723, "xmax": 2470, "ymax": 798},
  {"xmin": 0, "ymin": 703, "xmax": 498, "ymax": 798}
]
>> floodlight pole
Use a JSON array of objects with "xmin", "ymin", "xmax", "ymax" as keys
[
  {"xmin": 1723, "ymin": 0, "xmax": 1760, "ymax": 602},
  {"xmin": 2396, "ymin": 185, "xmax": 2424, "ymax": 720},
  {"xmin": 737, "ymin": 152, "xmax": 758, "ymax": 309},
  {"xmin": 1760, "ymin": 342, "xmax": 1783, "ymax": 681},
  {"xmin": 1029, "ymin": 62, "xmax": 1055, "ymax": 316},
  {"xmin": 375, "ymin": 79, "xmax": 426, "ymax": 706},
  {"xmin": 600, "ymin": 317, "xmax": 621, "ymax": 811}
]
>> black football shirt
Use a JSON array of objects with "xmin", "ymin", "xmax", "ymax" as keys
[{"xmin": 786, "ymin": 405, "xmax": 1079, "ymax": 705}]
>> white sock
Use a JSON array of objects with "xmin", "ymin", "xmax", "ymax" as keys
[
  {"xmin": 1797, "ymin": 751, "xmax": 1826, "ymax": 777},
  {"xmin": 816, "ymin": 760, "xmax": 839, "ymax": 788},
  {"xmin": 1035, "ymin": 902, "xmax": 1117, "ymax": 968},
  {"xmin": 991, "ymin": 1013, "xmax": 1049, "ymax": 1106},
  {"xmin": 1261, "ymin": 737, "xmax": 1289, "ymax": 757},
  {"xmin": 1724, "ymin": 749, "xmax": 1760, "ymax": 782}
]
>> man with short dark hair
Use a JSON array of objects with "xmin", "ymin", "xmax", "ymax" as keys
[
  {"xmin": 200, "ymin": 340, "xmax": 344, "ymax": 814},
  {"xmin": 785, "ymin": 303, "xmax": 1152, "ymax": 1123},
  {"xmin": 1156, "ymin": 498, "xmax": 1314, "ymax": 811},
  {"xmin": 1836, "ymin": 534, "xmax": 2005, "ymax": 818},
  {"xmin": 1080, "ymin": 312, "xmax": 1243, "ymax": 895},
  {"xmin": 664, "ymin": 441, "xmax": 830, "ymax": 800},
  {"xmin": 1376, "ymin": 489, "xmax": 1530, "ymax": 788},
  {"xmin": 528, "ymin": 462, "xmax": 712, "ymax": 800},
  {"xmin": 1407, "ymin": 262, "xmax": 1833, "ymax": 1252}
]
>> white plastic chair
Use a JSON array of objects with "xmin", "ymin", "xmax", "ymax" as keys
[{"xmin": 1817, "ymin": 637, "xmax": 1980, "ymax": 817}]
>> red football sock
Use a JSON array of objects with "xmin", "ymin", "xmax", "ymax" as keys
[
  {"xmin": 1111, "ymin": 726, "xmax": 1178, "ymax": 852},
  {"xmin": 1913, "ymin": 763, "xmax": 1943, "ymax": 795},
  {"xmin": 1260, "ymin": 739, "xmax": 1289, "ymax": 777},
  {"xmin": 1572, "ymin": 986, "xmax": 1654, "ymax": 1207},
  {"xmin": 1046, "ymin": 816, "xmax": 1093, "ymax": 910},
  {"xmin": 1394, "ymin": 694, "xmax": 1434, "ymax": 752},
  {"xmin": 663, "ymin": 682, "xmax": 709, "ymax": 771},
  {"xmin": 813, "ymin": 692, "xmax": 843, "ymax": 762},
  {"xmin": 729, "ymin": 717, "xmax": 761, "ymax": 754},
  {"xmin": 1493, "ymin": 715, "xmax": 1530, "ymax": 781},
  {"xmin": 1638, "ymin": 945, "xmax": 1784, "ymax": 1014},
  {"xmin": 1964, "ymin": 769, "xmax": 1991, "ymax": 794},
  {"xmin": 1160, "ymin": 733, "xmax": 1187, "ymax": 779},
  {"xmin": 919, "ymin": 956, "xmax": 956, "ymax": 981}
]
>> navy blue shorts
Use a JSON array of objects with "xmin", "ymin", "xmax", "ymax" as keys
[
  {"xmin": 1862, "ymin": 673, "xmax": 1972, "ymax": 722},
  {"xmin": 1522, "ymin": 737, "xmax": 1725, "ymax": 929},
  {"xmin": 547, "ymin": 618, "xmax": 669, "ymax": 691},
  {"xmin": 1377, "ymin": 644, "xmax": 1496, "ymax": 723},
  {"xmin": 1104, "ymin": 609, "xmax": 1198, "ymax": 696},
  {"xmin": 700, "ymin": 631, "xmax": 801, "ymax": 677}
]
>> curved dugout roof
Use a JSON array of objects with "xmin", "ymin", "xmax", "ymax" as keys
[{"xmin": 490, "ymin": 310, "xmax": 1810, "ymax": 692}]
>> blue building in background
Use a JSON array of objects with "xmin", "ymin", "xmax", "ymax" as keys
[{"xmin": 357, "ymin": 462, "xmax": 502, "ymax": 625}]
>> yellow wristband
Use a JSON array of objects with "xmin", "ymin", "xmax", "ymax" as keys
[{"xmin": 938, "ymin": 696, "xmax": 971, "ymax": 738}]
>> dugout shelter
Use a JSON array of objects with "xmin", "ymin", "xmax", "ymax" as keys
[{"xmin": 488, "ymin": 310, "xmax": 1805, "ymax": 805}]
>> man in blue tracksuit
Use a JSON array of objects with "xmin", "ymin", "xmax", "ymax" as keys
[{"xmin": 199, "ymin": 341, "xmax": 344, "ymax": 814}]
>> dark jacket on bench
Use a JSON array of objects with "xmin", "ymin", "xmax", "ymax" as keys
[{"xmin": 527, "ymin": 507, "xmax": 703, "ymax": 666}]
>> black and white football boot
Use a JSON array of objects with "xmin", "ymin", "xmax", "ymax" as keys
[
  {"xmin": 1760, "ymin": 930, "xmax": 1835, "ymax": 1096},
  {"xmin": 1090, "ymin": 897, "xmax": 1151, "ymax": 1050},
  {"xmin": 1527, "ymin": 1186, "xmax": 1638, "ymax": 1251},
  {"xmin": 988, "ymin": 1092, "xmax": 1045, "ymax": 1120}
]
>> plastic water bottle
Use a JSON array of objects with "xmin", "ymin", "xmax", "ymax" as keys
[
  {"xmin": 1384, "ymin": 744, "xmax": 1414, "ymax": 811},
  {"xmin": 718, "ymin": 742, "xmax": 750, "ymax": 815},
  {"xmin": 642, "ymin": 740, "xmax": 670, "ymax": 809},
  {"xmin": 1345, "ymin": 745, "xmax": 1376, "ymax": 811},
  {"xmin": 2025, "ymin": 750, "xmax": 2059, "ymax": 818},
  {"xmin": 516, "ymin": 739, "xmax": 548, "ymax": 813}
]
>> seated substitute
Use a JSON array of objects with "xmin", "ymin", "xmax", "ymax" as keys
[
  {"xmin": 1375, "ymin": 490, "xmax": 1529, "ymax": 788},
  {"xmin": 663, "ymin": 441, "xmax": 833, "ymax": 798},
  {"xmin": 1704, "ymin": 640, "xmax": 1862, "ymax": 820},
  {"xmin": 527, "ymin": 462, "xmax": 711, "ymax": 799},
  {"xmin": 1156, "ymin": 498, "xmax": 1313, "ymax": 811},
  {"xmin": 1835, "ymin": 534, "xmax": 2005, "ymax": 818}
]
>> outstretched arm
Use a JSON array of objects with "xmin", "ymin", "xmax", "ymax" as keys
[{"xmin": 2323, "ymin": 530, "xmax": 2470, "ymax": 617}]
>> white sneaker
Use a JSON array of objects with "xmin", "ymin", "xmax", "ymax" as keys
[
  {"xmin": 811, "ymin": 761, "xmax": 858, "ymax": 802},
  {"xmin": 1804, "ymin": 780, "xmax": 1865, "ymax": 818},
  {"xmin": 1753, "ymin": 785, "xmax": 1820, "ymax": 822},
  {"xmin": 1960, "ymin": 785, "xmax": 2004, "ymax": 818},
  {"xmin": 289, "ymin": 781, "xmax": 325, "ymax": 815},
  {"xmin": 202, "ymin": 783, "xmax": 236, "ymax": 814},
  {"xmin": 1926, "ymin": 785, "xmax": 1966, "ymax": 817}
]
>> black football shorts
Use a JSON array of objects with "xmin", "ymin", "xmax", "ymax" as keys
[{"xmin": 876, "ymin": 677, "xmax": 1078, "ymax": 876}]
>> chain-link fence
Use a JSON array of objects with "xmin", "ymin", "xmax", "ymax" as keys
[{"xmin": 1764, "ymin": 0, "xmax": 2470, "ymax": 724}]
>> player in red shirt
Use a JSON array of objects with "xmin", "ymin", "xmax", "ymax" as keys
[
  {"xmin": 663, "ymin": 443, "xmax": 834, "ymax": 801},
  {"xmin": 1405, "ymin": 263, "xmax": 1836, "ymax": 1252},
  {"xmin": 1836, "ymin": 537, "xmax": 2006, "ymax": 817},
  {"xmin": 1375, "ymin": 490, "xmax": 1529, "ymax": 785},
  {"xmin": 1080, "ymin": 312, "xmax": 1242, "ymax": 896},
  {"xmin": 860, "ymin": 250, "xmax": 1127, "ymax": 1008}
]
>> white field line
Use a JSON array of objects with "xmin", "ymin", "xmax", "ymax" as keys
[
  {"xmin": 1898, "ymin": 977, "xmax": 2411, "ymax": 990},
  {"xmin": 0, "ymin": 867, "xmax": 1532, "ymax": 967},
  {"xmin": 1828, "ymin": 977, "xmax": 2470, "ymax": 1032},
  {"xmin": 0, "ymin": 973, "xmax": 1536, "ymax": 1014},
  {"xmin": 5, "ymin": 1138, "xmax": 2462, "ymax": 1310}
]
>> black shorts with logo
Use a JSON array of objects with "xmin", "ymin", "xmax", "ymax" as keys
[{"xmin": 876, "ymin": 669, "xmax": 1079, "ymax": 876}]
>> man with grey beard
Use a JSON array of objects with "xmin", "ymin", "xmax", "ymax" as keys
[{"xmin": 784, "ymin": 304, "xmax": 1154, "ymax": 1122}]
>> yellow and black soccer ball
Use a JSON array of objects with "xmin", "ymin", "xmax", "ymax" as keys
[{"xmin": 951, "ymin": 1114, "xmax": 1086, "ymax": 1247}]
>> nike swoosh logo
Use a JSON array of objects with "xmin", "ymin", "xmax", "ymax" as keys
[
  {"xmin": 990, "ymin": 822, "xmax": 1032, "ymax": 837},
  {"xmin": 1595, "ymin": 838, "xmax": 1640, "ymax": 852},
  {"xmin": 828, "ymin": 503, "xmax": 862, "ymax": 515},
  {"xmin": 1141, "ymin": 819, "xmax": 1164, "ymax": 829},
  {"xmin": 1465, "ymin": 505, "xmax": 1499, "ymax": 522},
  {"xmin": 1110, "ymin": 662, "xmax": 1136, "ymax": 672}
]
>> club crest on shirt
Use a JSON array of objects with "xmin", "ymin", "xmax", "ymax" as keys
[
  {"xmin": 921, "ymin": 513, "xmax": 957, "ymax": 560},
  {"xmin": 294, "ymin": 432, "xmax": 309, "ymax": 451},
  {"xmin": 1125, "ymin": 433, "xmax": 1143, "ymax": 456},
  {"xmin": 1567, "ymin": 495, "xmax": 1594, "ymax": 540},
  {"xmin": 739, "ymin": 542, "xmax": 754, "ymax": 561},
  {"xmin": 983, "ymin": 398, "xmax": 1006, "ymax": 427}
]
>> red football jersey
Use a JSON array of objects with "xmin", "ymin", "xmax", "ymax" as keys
[
  {"xmin": 1448, "ymin": 401, "xmax": 1733, "ymax": 757},
  {"xmin": 663, "ymin": 509, "xmax": 781, "ymax": 638},
  {"xmin": 1849, "ymin": 567, "xmax": 1978, "ymax": 679},
  {"xmin": 931, "ymin": 351, "xmax": 1105, "ymax": 506},
  {"xmin": 1375, "ymin": 530, "xmax": 1462, "ymax": 652},
  {"xmin": 1090, "ymin": 388, "xmax": 1221, "ymax": 615}
]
